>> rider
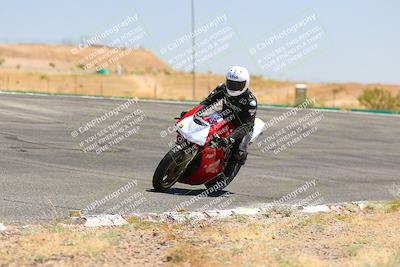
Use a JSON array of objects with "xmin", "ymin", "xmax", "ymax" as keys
[{"xmin": 197, "ymin": 66, "xmax": 257, "ymax": 186}]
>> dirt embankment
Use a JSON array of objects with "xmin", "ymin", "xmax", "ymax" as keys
[
  {"xmin": 0, "ymin": 44, "xmax": 399, "ymax": 107},
  {"xmin": 1, "ymin": 200, "xmax": 399, "ymax": 267}
]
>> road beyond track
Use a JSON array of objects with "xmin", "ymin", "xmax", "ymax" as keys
[{"xmin": 1, "ymin": 93, "xmax": 399, "ymax": 222}]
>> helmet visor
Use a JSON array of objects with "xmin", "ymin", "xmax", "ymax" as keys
[{"xmin": 226, "ymin": 79, "xmax": 246, "ymax": 92}]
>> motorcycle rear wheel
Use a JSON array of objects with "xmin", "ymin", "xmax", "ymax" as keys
[
  {"xmin": 153, "ymin": 148, "xmax": 185, "ymax": 191},
  {"xmin": 204, "ymin": 163, "xmax": 241, "ymax": 190}
]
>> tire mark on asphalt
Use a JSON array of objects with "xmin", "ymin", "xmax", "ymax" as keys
[
  {"xmin": 1, "ymin": 154, "xmax": 147, "ymax": 183},
  {"xmin": 1, "ymin": 198, "xmax": 77, "ymax": 210},
  {"xmin": 0, "ymin": 131, "xmax": 131, "ymax": 153}
]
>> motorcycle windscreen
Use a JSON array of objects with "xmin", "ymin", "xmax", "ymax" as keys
[
  {"xmin": 176, "ymin": 115, "xmax": 210, "ymax": 146},
  {"xmin": 204, "ymin": 112, "xmax": 224, "ymax": 125}
]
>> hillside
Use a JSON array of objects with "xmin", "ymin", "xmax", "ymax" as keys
[{"xmin": 0, "ymin": 44, "xmax": 399, "ymax": 108}]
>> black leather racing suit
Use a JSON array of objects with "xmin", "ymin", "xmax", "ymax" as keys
[{"xmin": 199, "ymin": 83, "xmax": 258, "ymax": 181}]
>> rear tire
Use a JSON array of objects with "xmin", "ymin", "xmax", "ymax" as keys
[
  {"xmin": 204, "ymin": 164, "xmax": 241, "ymax": 190},
  {"xmin": 153, "ymin": 148, "xmax": 184, "ymax": 191}
]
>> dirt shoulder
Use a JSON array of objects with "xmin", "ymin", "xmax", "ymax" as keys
[
  {"xmin": 1, "ymin": 201, "xmax": 399, "ymax": 267},
  {"xmin": 2, "ymin": 44, "xmax": 400, "ymax": 108}
]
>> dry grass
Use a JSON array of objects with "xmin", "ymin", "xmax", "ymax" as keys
[
  {"xmin": 0, "ymin": 44, "xmax": 169, "ymax": 74},
  {"xmin": 165, "ymin": 210, "xmax": 400, "ymax": 267},
  {"xmin": 0, "ymin": 44, "xmax": 400, "ymax": 107},
  {"xmin": 0, "ymin": 224, "xmax": 120, "ymax": 266},
  {"xmin": 1, "ymin": 201, "xmax": 400, "ymax": 266}
]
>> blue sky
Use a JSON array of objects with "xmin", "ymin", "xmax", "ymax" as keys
[{"xmin": 1, "ymin": 0, "xmax": 399, "ymax": 84}]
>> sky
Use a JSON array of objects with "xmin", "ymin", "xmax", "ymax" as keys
[{"xmin": 1, "ymin": 0, "xmax": 399, "ymax": 84}]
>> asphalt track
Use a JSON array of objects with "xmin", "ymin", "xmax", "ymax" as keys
[{"xmin": 1, "ymin": 93, "xmax": 399, "ymax": 222}]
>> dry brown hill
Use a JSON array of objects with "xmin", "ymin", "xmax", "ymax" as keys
[
  {"xmin": 0, "ymin": 44, "xmax": 170, "ymax": 74},
  {"xmin": 0, "ymin": 44, "xmax": 399, "ymax": 108}
]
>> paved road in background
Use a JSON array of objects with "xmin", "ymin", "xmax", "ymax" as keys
[{"xmin": 1, "ymin": 93, "xmax": 399, "ymax": 222}]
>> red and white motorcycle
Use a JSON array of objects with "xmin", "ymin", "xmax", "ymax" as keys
[{"xmin": 153, "ymin": 104, "xmax": 265, "ymax": 191}]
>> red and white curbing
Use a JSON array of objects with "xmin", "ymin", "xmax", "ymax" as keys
[
  {"xmin": 83, "ymin": 214, "xmax": 129, "ymax": 227},
  {"xmin": 79, "ymin": 201, "xmax": 373, "ymax": 227},
  {"xmin": 0, "ymin": 201, "xmax": 373, "ymax": 229},
  {"xmin": 130, "ymin": 205, "xmax": 319, "ymax": 224}
]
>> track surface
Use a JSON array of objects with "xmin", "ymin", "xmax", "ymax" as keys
[{"xmin": 1, "ymin": 93, "xmax": 399, "ymax": 222}]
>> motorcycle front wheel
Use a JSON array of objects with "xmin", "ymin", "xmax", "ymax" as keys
[{"xmin": 152, "ymin": 148, "xmax": 185, "ymax": 191}]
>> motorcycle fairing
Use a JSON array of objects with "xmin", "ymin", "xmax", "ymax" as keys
[
  {"xmin": 175, "ymin": 104, "xmax": 266, "ymax": 186},
  {"xmin": 176, "ymin": 115, "xmax": 210, "ymax": 146},
  {"xmin": 182, "ymin": 146, "xmax": 225, "ymax": 185}
]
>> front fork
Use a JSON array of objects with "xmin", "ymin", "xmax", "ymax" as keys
[{"xmin": 173, "ymin": 138, "xmax": 198, "ymax": 178}]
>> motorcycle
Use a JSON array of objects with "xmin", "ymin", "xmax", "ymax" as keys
[{"xmin": 153, "ymin": 103, "xmax": 265, "ymax": 191}]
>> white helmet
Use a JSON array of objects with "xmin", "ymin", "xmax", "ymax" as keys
[{"xmin": 225, "ymin": 66, "xmax": 250, "ymax": 97}]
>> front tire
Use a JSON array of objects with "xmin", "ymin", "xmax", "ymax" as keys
[{"xmin": 153, "ymin": 148, "xmax": 185, "ymax": 191}]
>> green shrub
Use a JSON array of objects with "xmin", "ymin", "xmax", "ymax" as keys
[
  {"xmin": 358, "ymin": 88, "xmax": 400, "ymax": 111},
  {"xmin": 76, "ymin": 63, "xmax": 85, "ymax": 70}
]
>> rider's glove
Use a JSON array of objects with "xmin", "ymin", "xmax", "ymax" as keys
[
  {"xmin": 180, "ymin": 111, "xmax": 187, "ymax": 118},
  {"xmin": 220, "ymin": 137, "xmax": 235, "ymax": 148}
]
